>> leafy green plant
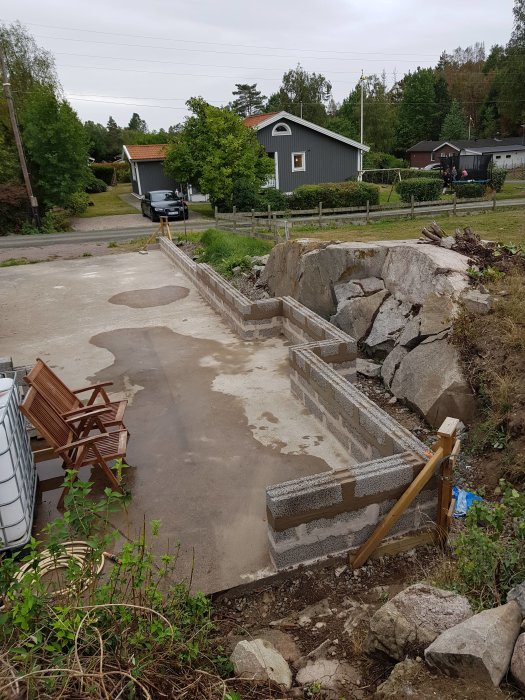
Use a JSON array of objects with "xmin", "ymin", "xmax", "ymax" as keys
[
  {"xmin": 489, "ymin": 165, "xmax": 508, "ymax": 193},
  {"xmin": 395, "ymin": 177, "xmax": 443, "ymax": 202},
  {"xmin": 198, "ymin": 229, "xmax": 272, "ymax": 277},
  {"xmin": 65, "ymin": 191, "xmax": 90, "ymax": 215},
  {"xmin": 452, "ymin": 183, "xmax": 487, "ymax": 199},
  {"xmin": 107, "ymin": 240, "xmax": 118, "ymax": 248},
  {"xmin": 453, "ymin": 481, "xmax": 525, "ymax": 609},
  {"xmin": 290, "ymin": 181, "xmax": 379, "ymax": 209}
]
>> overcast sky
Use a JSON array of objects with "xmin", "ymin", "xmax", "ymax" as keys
[{"xmin": 3, "ymin": 0, "xmax": 517, "ymax": 130}]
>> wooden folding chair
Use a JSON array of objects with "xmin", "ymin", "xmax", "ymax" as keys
[
  {"xmin": 20, "ymin": 387, "xmax": 127, "ymax": 492},
  {"xmin": 24, "ymin": 359, "xmax": 127, "ymax": 435}
]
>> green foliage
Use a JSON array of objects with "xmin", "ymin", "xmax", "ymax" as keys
[
  {"xmin": 394, "ymin": 68, "xmax": 444, "ymax": 153},
  {"xmin": 229, "ymin": 83, "xmax": 267, "ymax": 117},
  {"xmin": 114, "ymin": 161, "xmax": 131, "ymax": 183},
  {"xmin": 198, "ymin": 229, "xmax": 272, "ymax": 277},
  {"xmin": 401, "ymin": 169, "xmax": 442, "ymax": 180},
  {"xmin": 289, "ymin": 182, "xmax": 379, "ymax": 209},
  {"xmin": 0, "ymin": 183, "xmax": 28, "ymax": 235},
  {"xmin": 85, "ymin": 172, "xmax": 107, "ymax": 194},
  {"xmin": 489, "ymin": 165, "xmax": 508, "ymax": 192},
  {"xmin": 41, "ymin": 207, "xmax": 71, "ymax": 232},
  {"xmin": 440, "ymin": 99, "xmax": 469, "ymax": 140},
  {"xmin": 452, "ymin": 182, "xmax": 487, "ymax": 198},
  {"xmin": 21, "ymin": 85, "xmax": 90, "ymax": 209},
  {"xmin": 266, "ymin": 63, "xmax": 332, "ymax": 125},
  {"xmin": 257, "ymin": 187, "xmax": 288, "ymax": 211},
  {"xmin": 90, "ymin": 163, "xmax": 114, "ymax": 185},
  {"xmin": 164, "ymin": 97, "xmax": 274, "ymax": 211},
  {"xmin": 453, "ymin": 482, "xmax": 525, "ymax": 609},
  {"xmin": 0, "ymin": 472, "xmax": 216, "ymax": 697},
  {"xmin": 395, "ymin": 177, "xmax": 443, "ymax": 202},
  {"xmin": 127, "ymin": 111, "xmax": 148, "ymax": 132},
  {"xmin": 65, "ymin": 191, "xmax": 90, "ymax": 215}
]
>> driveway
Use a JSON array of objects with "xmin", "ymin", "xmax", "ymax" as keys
[{"xmin": 1, "ymin": 251, "xmax": 350, "ymax": 593}]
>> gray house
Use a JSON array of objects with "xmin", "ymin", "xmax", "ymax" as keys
[
  {"xmin": 123, "ymin": 144, "xmax": 176, "ymax": 197},
  {"xmin": 244, "ymin": 111, "xmax": 369, "ymax": 193}
]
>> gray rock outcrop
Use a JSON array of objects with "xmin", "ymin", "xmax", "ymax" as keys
[
  {"xmin": 364, "ymin": 297, "xmax": 412, "ymax": 357},
  {"xmin": 366, "ymin": 583, "xmax": 473, "ymax": 661},
  {"xmin": 296, "ymin": 659, "xmax": 363, "ymax": 698},
  {"xmin": 231, "ymin": 638, "xmax": 292, "ymax": 689},
  {"xmin": 425, "ymin": 600, "xmax": 522, "ymax": 687},
  {"xmin": 331, "ymin": 289, "xmax": 389, "ymax": 342}
]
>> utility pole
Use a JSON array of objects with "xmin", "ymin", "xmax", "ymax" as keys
[
  {"xmin": 359, "ymin": 70, "xmax": 369, "ymax": 182},
  {"xmin": 0, "ymin": 42, "xmax": 40, "ymax": 225}
]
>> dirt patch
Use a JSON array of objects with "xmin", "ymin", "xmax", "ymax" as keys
[{"xmin": 108, "ymin": 285, "xmax": 189, "ymax": 308}]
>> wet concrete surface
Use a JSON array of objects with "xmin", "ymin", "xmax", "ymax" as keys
[
  {"xmin": 2, "ymin": 252, "xmax": 352, "ymax": 592},
  {"xmin": 108, "ymin": 285, "xmax": 189, "ymax": 308}
]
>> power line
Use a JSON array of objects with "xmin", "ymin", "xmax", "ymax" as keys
[{"xmin": 8, "ymin": 20, "xmax": 439, "ymax": 58}]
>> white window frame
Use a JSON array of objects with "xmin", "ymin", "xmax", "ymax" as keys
[
  {"xmin": 292, "ymin": 151, "xmax": 306, "ymax": 172},
  {"xmin": 271, "ymin": 122, "xmax": 291, "ymax": 136}
]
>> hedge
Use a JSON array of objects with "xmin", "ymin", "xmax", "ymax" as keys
[
  {"xmin": 395, "ymin": 177, "xmax": 443, "ymax": 202},
  {"xmin": 452, "ymin": 183, "xmax": 487, "ymax": 198},
  {"xmin": 489, "ymin": 166, "xmax": 507, "ymax": 193},
  {"xmin": 289, "ymin": 182, "xmax": 379, "ymax": 209},
  {"xmin": 0, "ymin": 184, "xmax": 29, "ymax": 235},
  {"xmin": 90, "ymin": 164, "xmax": 115, "ymax": 185},
  {"xmin": 363, "ymin": 167, "xmax": 441, "ymax": 185},
  {"xmin": 85, "ymin": 172, "xmax": 108, "ymax": 193}
]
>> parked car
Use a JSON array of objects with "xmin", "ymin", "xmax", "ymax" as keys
[{"xmin": 141, "ymin": 190, "xmax": 189, "ymax": 221}]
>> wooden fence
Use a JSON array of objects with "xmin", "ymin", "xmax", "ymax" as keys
[{"xmin": 214, "ymin": 191, "xmax": 503, "ymax": 240}]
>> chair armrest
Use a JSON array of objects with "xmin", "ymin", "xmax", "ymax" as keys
[
  {"xmin": 72, "ymin": 381, "xmax": 113, "ymax": 395},
  {"xmin": 58, "ymin": 430, "xmax": 126, "ymax": 451},
  {"xmin": 62, "ymin": 405, "xmax": 112, "ymax": 419}
]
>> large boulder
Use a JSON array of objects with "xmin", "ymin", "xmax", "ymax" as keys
[
  {"xmin": 231, "ymin": 638, "xmax": 292, "ymax": 689},
  {"xmin": 366, "ymin": 583, "xmax": 473, "ymax": 661},
  {"xmin": 425, "ymin": 600, "xmax": 522, "ymax": 687},
  {"xmin": 364, "ymin": 297, "xmax": 412, "ymax": 357},
  {"xmin": 511, "ymin": 632, "xmax": 525, "ymax": 692},
  {"xmin": 390, "ymin": 336, "xmax": 476, "ymax": 427},
  {"xmin": 331, "ymin": 289, "xmax": 389, "ymax": 342}
]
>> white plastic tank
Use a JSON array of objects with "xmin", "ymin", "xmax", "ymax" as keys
[{"xmin": 0, "ymin": 377, "xmax": 37, "ymax": 551}]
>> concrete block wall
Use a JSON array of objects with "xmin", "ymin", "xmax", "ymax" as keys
[{"xmin": 161, "ymin": 237, "xmax": 437, "ymax": 570}]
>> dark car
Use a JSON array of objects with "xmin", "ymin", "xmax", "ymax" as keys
[{"xmin": 141, "ymin": 190, "xmax": 189, "ymax": 222}]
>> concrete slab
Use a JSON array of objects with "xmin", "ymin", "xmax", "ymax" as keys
[{"xmin": 1, "ymin": 251, "xmax": 352, "ymax": 592}]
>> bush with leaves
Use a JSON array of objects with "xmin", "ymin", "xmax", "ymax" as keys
[
  {"xmin": 452, "ymin": 182, "xmax": 487, "ymax": 199},
  {"xmin": 41, "ymin": 207, "xmax": 71, "ymax": 232},
  {"xmin": 85, "ymin": 172, "xmax": 108, "ymax": 193},
  {"xmin": 453, "ymin": 482, "xmax": 525, "ymax": 610},
  {"xmin": 90, "ymin": 163, "xmax": 115, "ymax": 185},
  {"xmin": 65, "ymin": 191, "xmax": 90, "ymax": 215},
  {"xmin": 257, "ymin": 187, "xmax": 288, "ymax": 211},
  {"xmin": 290, "ymin": 181, "xmax": 379, "ymax": 209},
  {"xmin": 395, "ymin": 177, "xmax": 443, "ymax": 202},
  {"xmin": 0, "ymin": 184, "xmax": 28, "ymax": 235},
  {"xmin": 489, "ymin": 165, "xmax": 508, "ymax": 193}
]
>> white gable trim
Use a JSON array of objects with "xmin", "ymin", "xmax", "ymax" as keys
[
  {"xmin": 122, "ymin": 145, "xmax": 132, "ymax": 161},
  {"xmin": 431, "ymin": 141, "xmax": 460, "ymax": 153},
  {"xmin": 252, "ymin": 111, "xmax": 370, "ymax": 152}
]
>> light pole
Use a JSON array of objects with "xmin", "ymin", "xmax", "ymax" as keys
[{"xmin": 358, "ymin": 71, "xmax": 371, "ymax": 181}]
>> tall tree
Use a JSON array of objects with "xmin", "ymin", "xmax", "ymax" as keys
[
  {"xmin": 498, "ymin": 0, "xmax": 525, "ymax": 131},
  {"xmin": 21, "ymin": 85, "xmax": 89, "ymax": 207},
  {"xmin": 127, "ymin": 112, "xmax": 147, "ymax": 133},
  {"xmin": 84, "ymin": 120, "xmax": 110, "ymax": 161},
  {"xmin": 394, "ymin": 68, "xmax": 439, "ymax": 154},
  {"xmin": 440, "ymin": 99, "xmax": 469, "ymax": 140},
  {"xmin": 164, "ymin": 97, "xmax": 273, "ymax": 210},
  {"xmin": 106, "ymin": 116, "xmax": 122, "ymax": 159},
  {"xmin": 266, "ymin": 64, "xmax": 332, "ymax": 125},
  {"xmin": 230, "ymin": 83, "xmax": 266, "ymax": 117}
]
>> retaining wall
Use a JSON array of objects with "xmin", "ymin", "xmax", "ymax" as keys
[{"xmin": 160, "ymin": 238, "xmax": 432, "ymax": 569}]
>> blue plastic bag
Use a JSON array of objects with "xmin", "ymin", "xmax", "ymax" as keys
[{"xmin": 452, "ymin": 486, "xmax": 483, "ymax": 517}]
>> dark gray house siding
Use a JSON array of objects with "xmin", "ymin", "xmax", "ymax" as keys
[
  {"xmin": 130, "ymin": 160, "xmax": 177, "ymax": 196},
  {"xmin": 256, "ymin": 118, "xmax": 359, "ymax": 192}
]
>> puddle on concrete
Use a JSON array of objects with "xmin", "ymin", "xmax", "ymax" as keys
[
  {"xmin": 108, "ymin": 285, "xmax": 189, "ymax": 308},
  {"xmin": 35, "ymin": 326, "xmax": 330, "ymax": 593}
]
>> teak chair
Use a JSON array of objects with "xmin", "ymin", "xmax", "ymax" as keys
[
  {"xmin": 24, "ymin": 359, "xmax": 127, "ymax": 435},
  {"xmin": 20, "ymin": 387, "xmax": 127, "ymax": 492}
]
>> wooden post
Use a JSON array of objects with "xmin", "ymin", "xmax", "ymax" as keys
[
  {"xmin": 251, "ymin": 208, "xmax": 255, "ymax": 235},
  {"xmin": 284, "ymin": 219, "xmax": 289, "ymax": 241},
  {"xmin": 453, "ymin": 192, "xmax": 457, "ymax": 215},
  {"xmin": 214, "ymin": 205, "xmax": 218, "ymax": 226},
  {"xmin": 492, "ymin": 189, "xmax": 497, "ymax": 211},
  {"xmin": 410, "ymin": 194, "xmax": 415, "ymax": 219},
  {"xmin": 366, "ymin": 199, "xmax": 370, "ymax": 223},
  {"xmin": 318, "ymin": 201, "xmax": 323, "ymax": 228},
  {"xmin": 267, "ymin": 204, "xmax": 271, "ymax": 231},
  {"xmin": 435, "ymin": 417, "xmax": 459, "ymax": 545},
  {"xmin": 233, "ymin": 205, "xmax": 237, "ymax": 233}
]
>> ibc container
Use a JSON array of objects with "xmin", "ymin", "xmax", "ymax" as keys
[{"xmin": 0, "ymin": 377, "xmax": 37, "ymax": 551}]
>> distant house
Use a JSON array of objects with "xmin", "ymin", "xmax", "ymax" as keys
[
  {"xmin": 407, "ymin": 138, "xmax": 525, "ymax": 169},
  {"xmin": 244, "ymin": 111, "xmax": 369, "ymax": 193}
]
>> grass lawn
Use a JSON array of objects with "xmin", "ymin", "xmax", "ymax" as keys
[
  {"xmin": 187, "ymin": 202, "xmax": 214, "ymax": 218},
  {"xmin": 290, "ymin": 208, "xmax": 525, "ymax": 246},
  {"xmin": 78, "ymin": 183, "xmax": 138, "ymax": 218},
  {"xmin": 497, "ymin": 180, "xmax": 525, "ymax": 200}
]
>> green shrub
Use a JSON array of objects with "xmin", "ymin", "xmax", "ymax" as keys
[
  {"xmin": 114, "ymin": 161, "xmax": 131, "ymax": 183},
  {"xmin": 453, "ymin": 482, "xmax": 525, "ymax": 610},
  {"xmin": 395, "ymin": 177, "xmax": 443, "ymax": 202},
  {"xmin": 85, "ymin": 172, "xmax": 108, "ymax": 193},
  {"xmin": 289, "ymin": 181, "xmax": 379, "ymax": 209},
  {"xmin": 65, "ymin": 191, "xmax": 90, "ymax": 215},
  {"xmin": 401, "ymin": 169, "xmax": 442, "ymax": 180},
  {"xmin": 42, "ymin": 207, "xmax": 71, "ymax": 232},
  {"xmin": 0, "ymin": 183, "xmax": 28, "ymax": 235},
  {"xmin": 257, "ymin": 187, "xmax": 288, "ymax": 211},
  {"xmin": 231, "ymin": 177, "xmax": 259, "ymax": 211},
  {"xmin": 362, "ymin": 153, "xmax": 407, "ymax": 184},
  {"xmin": 90, "ymin": 163, "xmax": 114, "ymax": 185},
  {"xmin": 452, "ymin": 183, "xmax": 487, "ymax": 198},
  {"xmin": 489, "ymin": 165, "xmax": 508, "ymax": 193},
  {"xmin": 198, "ymin": 228, "xmax": 272, "ymax": 276}
]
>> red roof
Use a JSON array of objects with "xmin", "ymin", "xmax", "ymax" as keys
[
  {"xmin": 243, "ymin": 112, "xmax": 278, "ymax": 128},
  {"xmin": 124, "ymin": 144, "xmax": 168, "ymax": 161}
]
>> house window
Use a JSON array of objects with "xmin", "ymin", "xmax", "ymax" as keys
[
  {"xmin": 506, "ymin": 154, "xmax": 511, "ymax": 158},
  {"xmin": 496, "ymin": 155, "xmax": 501, "ymax": 159},
  {"xmin": 272, "ymin": 122, "xmax": 291, "ymax": 136},
  {"xmin": 292, "ymin": 152, "xmax": 306, "ymax": 172}
]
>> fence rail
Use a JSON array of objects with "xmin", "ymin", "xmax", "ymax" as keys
[{"xmin": 214, "ymin": 190, "xmax": 508, "ymax": 240}]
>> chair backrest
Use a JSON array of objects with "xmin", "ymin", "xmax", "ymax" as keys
[
  {"xmin": 24, "ymin": 359, "xmax": 81, "ymax": 416},
  {"xmin": 20, "ymin": 386, "xmax": 74, "ymax": 451}
]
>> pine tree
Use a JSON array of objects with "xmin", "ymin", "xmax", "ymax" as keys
[
  {"xmin": 440, "ymin": 100, "xmax": 469, "ymax": 140},
  {"xmin": 127, "ymin": 112, "xmax": 148, "ymax": 133},
  {"xmin": 230, "ymin": 84, "xmax": 266, "ymax": 117}
]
